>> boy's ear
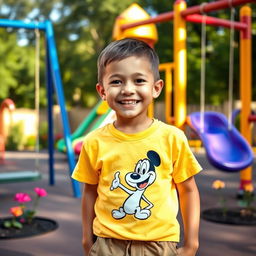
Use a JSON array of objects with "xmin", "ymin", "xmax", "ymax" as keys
[
  {"xmin": 96, "ymin": 83, "xmax": 106, "ymax": 100},
  {"xmin": 153, "ymin": 79, "xmax": 164, "ymax": 99}
]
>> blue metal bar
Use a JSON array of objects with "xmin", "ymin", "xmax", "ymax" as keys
[
  {"xmin": 0, "ymin": 19, "xmax": 45, "ymax": 30},
  {"xmin": 45, "ymin": 20, "xmax": 81, "ymax": 198},
  {"xmin": 46, "ymin": 39, "xmax": 55, "ymax": 186}
]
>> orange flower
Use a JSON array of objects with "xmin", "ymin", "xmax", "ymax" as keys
[
  {"xmin": 244, "ymin": 184, "xmax": 253, "ymax": 193},
  {"xmin": 212, "ymin": 180, "xmax": 225, "ymax": 190},
  {"xmin": 10, "ymin": 206, "xmax": 23, "ymax": 217}
]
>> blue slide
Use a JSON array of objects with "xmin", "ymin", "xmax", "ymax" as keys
[{"xmin": 188, "ymin": 112, "xmax": 254, "ymax": 172}]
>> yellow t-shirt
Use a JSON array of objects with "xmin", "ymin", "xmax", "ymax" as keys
[{"xmin": 72, "ymin": 119, "xmax": 202, "ymax": 242}]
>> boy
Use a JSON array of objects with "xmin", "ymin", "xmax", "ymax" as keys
[{"xmin": 72, "ymin": 38, "xmax": 202, "ymax": 256}]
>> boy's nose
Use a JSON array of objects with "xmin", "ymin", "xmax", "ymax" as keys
[{"xmin": 121, "ymin": 82, "xmax": 135, "ymax": 95}]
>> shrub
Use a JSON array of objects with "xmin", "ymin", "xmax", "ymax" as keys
[{"xmin": 6, "ymin": 121, "xmax": 25, "ymax": 150}]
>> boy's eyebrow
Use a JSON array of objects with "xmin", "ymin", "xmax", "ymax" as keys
[
  {"xmin": 108, "ymin": 74, "xmax": 122, "ymax": 79},
  {"xmin": 108, "ymin": 72, "xmax": 146, "ymax": 79},
  {"xmin": 133, "ymin": 72, "xmax": 147, "ymax": 77}
]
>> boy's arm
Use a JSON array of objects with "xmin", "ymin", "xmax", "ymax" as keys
[
  {"xmin": 81, "ymin": 183, "xmax": 98, "ymax": 256},
  {"xmin": 176, "ymin": 176, "xmax": 200, "ymax": 256}
]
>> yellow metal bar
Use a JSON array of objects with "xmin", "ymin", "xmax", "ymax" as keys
[
  {"xmin": 159, "ymin": 63, "xmax": 174, "ymax": 70},
  {"xmin": 148, "ymin": 101, "xmax": 154, "ymax": 118},
  {"xmin": 159, "ymin": 63, "xmax": 174, "ymax": 124},
  {"xmin": 239, "ymin": 6, "xmax": 253, "ymax": 190},
  {"xmin": 148, "ymin": 63, "xmax": 174, "ymax": 119},
  {"xmin": 174, "ymin": 0, "xmax": 187, "ymax": 128}
]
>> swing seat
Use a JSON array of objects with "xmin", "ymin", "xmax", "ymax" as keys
[
  {"xmin": 187, "ymin": 111, "xmax": 254, "ymax": 172},
  {"xmin": 0, "ymin": 171, "xmax": 41, "ymax": 184}
]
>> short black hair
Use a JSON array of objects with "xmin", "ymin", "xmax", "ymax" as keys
[{"xmin": 97, "ymin": 38, "xmax": 160, "ymax": 84}]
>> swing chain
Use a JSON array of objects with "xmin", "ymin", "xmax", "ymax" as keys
[
  {"xmin": 199, "ymin": 3, "xmax": 207, "ymax": 133},
  {"xmin": 228, "ymin": 4, "xmax": 236, "ymax": 130},
  {"xmin": 34, "ymin": 22, "xmax": 40, "ymax": 170}
]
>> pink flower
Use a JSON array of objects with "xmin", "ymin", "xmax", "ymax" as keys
[
  {"xmin": 10, "ymin": 206, "xmax": 23, "ymax": 217},
  {"xmin": 20, "ymin": 218, "xmax": 26, "ymax": 223},
  {"xmin": 14, "ymin": 193, "xmax": 31, "ymax": 203},
  {"xmin": 34, "ymin": 187, "xmax": 47, "ymax": 197}
]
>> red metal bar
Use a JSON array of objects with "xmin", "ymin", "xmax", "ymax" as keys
[
  {"xmin": 0, "ymin": 98, "xmax": 15, "ymax": 162},
  {"xmin": 120, "ymin": 0, "xmax": 254, "ymax": 31},
  {"xmin": 0, "ymin": 98, "xmax": 15, "ymax": 136},
  {"xmin": 181, "ymin": 0, "xmax": 255, "ymax": 17},
  {"xmin": 121, "ymin": 11, "xmax": 174, "ymax": 31},
  {"xmin": 241, "ymin": 13, "xmax": 251, "ymax": 39},
  {"xmin": 249, "ymin": 115, "xmax": 256, "ymax": 122},
  {"xmin": 185, "ymin": 14, "xmax": 247, "ymax": 30}
]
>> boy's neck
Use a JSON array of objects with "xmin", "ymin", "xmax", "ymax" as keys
[{"xmin": 114, "ymin": 116, "xmax": 154, "ymax": 134}]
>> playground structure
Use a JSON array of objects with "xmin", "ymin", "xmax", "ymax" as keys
[
  {"xmin": 57, "ymin": 0, "xmax": 254, "ymax": 196},
  {"xmin": 0, "ymin": 0, "xmax": 254, "ymax": 198},
  {"xmin": 56, "ymin": 101, "xmax": 115, "ymax": 154},
  {"xmin": 111, "ymin": 0, "xmax": 255, "ymax": 192},
  {"xmin": 0, "ymin": 20, "xmax": 80, "ymax": 197}
]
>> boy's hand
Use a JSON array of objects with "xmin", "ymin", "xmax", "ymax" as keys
[
  {"xmin": 177, "ymin": 245, "xmax": 198, "ymax": 256},
  {"xmin": 83, "ymin": 239, "xmax": 94, "ymax": 256},
  {"xmin": 111, "ymin": 171, "xmax": 120, "ymax": 190}
]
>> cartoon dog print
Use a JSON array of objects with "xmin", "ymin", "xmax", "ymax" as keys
[{"xmin": 110, "ymin": 150, "xmax": 160, "ymax": 220}]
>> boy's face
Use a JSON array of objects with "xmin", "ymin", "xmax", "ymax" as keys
[{"xmin": 96, "ymin": 56, "xmax": 163, "ymax": 123}]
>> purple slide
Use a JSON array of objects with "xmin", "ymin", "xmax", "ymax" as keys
[{"xmin": 188, "ymin": 112, "xmax": 254, "ymax": 172}]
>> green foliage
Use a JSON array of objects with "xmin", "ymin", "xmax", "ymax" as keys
[
  {"xmin": 4, "ymin": 220, "xmax": 23, "ymax": 229},
  {"xmin": 0, "ymin": 28, "xmax": 43, "ymax": 108},
  {"xmin": 6, "ymin": 121, "xmax": 25, "ymax": 150},
  {"xmin": 39, "ymin": 121, "xmax": 48, "ymax": 149},
  {"xmin": 234, "ymin": 113, "xmax": 241, "ymax": 131},
  {"xmin": 238, "ymin": 191, "xmax": 254, "ymax": 209},
  {"xmin": 24, "ymin": 135, "xmax": 36, "ymax": 150}
]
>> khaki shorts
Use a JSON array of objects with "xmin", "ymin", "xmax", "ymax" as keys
[{"xmin": 89, "ymin": 237, "xmax": 179, "ymax": 256}]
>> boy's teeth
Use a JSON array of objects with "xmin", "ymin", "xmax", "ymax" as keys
[{"xmin": 121, "ymin": 101, "xmax": 137, "ymax": 104}]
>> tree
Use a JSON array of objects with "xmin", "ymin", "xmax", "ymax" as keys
[
  {"xmin": 0, "ymin": 29, "xmax": 39, "ymax": 107},
  {"xmin": 0, "ymin": 0, "xmax": 255, "ymax": 108}
]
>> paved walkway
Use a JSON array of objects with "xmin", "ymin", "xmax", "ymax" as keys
[{"xmin": 0, "ymin": 151, "xmax": 255, "ymax": 256}]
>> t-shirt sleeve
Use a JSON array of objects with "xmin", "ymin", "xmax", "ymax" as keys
[
  {"xmin": 172, "ymin": 131, "xmax": 202, "ymax": 183},
  {"xmin": 71, "ymin": 138, "xmax": 99, "ymax": 184}
]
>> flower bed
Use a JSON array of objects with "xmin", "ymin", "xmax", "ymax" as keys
[
  {"xmin": 202, "ymin": 207, "xmax": 256, "ymax": 225},
  {"xmin": 203, "ymin": 180, "xmax": 256, "ymax": 225},
  {"xmin": 0, "ymin": 217, "xmax": 58, "ymax": 239},
  {"xmin": 0, "ymin": 187, "xmax": 58, "ymax": 239}
]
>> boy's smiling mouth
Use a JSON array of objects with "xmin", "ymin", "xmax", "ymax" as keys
[{"xmin": 118, "ymin": 100, "xmax": 141, "ymax": 105}]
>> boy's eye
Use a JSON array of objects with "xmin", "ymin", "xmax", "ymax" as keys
[
  {"xmin": 110, "ymin": 80, "xmax": 122, "ymax": 85},
  {"xmin": 135, "ymin": 79, "xmax": 146, "ymax": 84}
]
